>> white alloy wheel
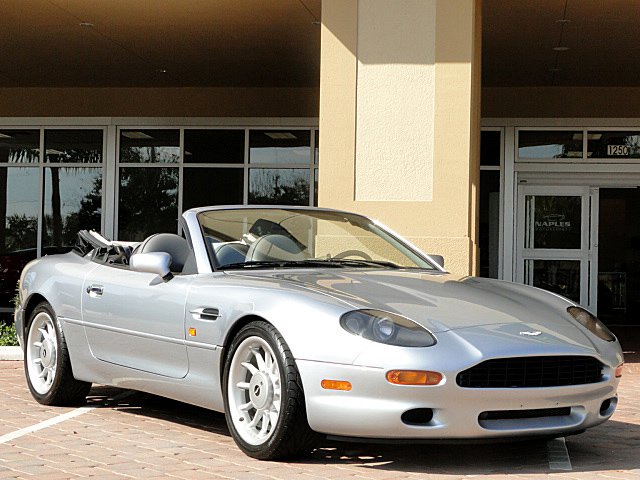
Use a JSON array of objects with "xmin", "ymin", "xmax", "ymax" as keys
[
  {"xmin": 227, "ymin": 335, "xmax": 282, "ymax": 446},
  {"xmin": 26, "ymin": 311, "xmax": 58, "ymax": 395}
]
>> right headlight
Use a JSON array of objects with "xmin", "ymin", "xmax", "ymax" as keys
[
  {"xmin": 567, "ymin": 306, "xmax": 615, "ymax": 342},
  {"xmin": 340, "ymin": 309, "xmax": 436, "ymax": 347}
]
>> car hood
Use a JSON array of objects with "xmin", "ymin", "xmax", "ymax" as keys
[{"xmin": 226, "ymin": 269, "xmax": 596, "ymax": 348}]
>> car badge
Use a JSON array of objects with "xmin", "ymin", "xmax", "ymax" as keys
[{"xmin": 519, "ymin": 331, "xmax": 542, "ymax": 336}]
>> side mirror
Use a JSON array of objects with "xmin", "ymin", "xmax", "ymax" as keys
[
  {"xmin": 428, "ymin": 254, "xmax": 444, "ymax": 268},
  {"xmin": 130, "ymin": 252, "xmax": 173, "ymax": 281}
]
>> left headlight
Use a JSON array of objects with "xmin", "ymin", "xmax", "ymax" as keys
[
  {"xmin": 567, "ymin": 306, "xmax": 615, "ymax": 342},
  {"xmin": 340, "ymin": 309, "xmax": 436, "ymax": 347}
]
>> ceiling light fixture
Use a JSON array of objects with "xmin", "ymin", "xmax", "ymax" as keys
[
  {"xmin": 156, "ymin": 68, "xmax": 167, "ymax": 74},
  {"xmin": 79, "ymin": 22, "xmax": 95, "ymax": 28},
  {"xmin": 121, "ymin": 131, "xmax": 154, "ymax": 140},
  {"xmin": 553, "ymin": 46, "xmax": 570, "ymax": 52}
]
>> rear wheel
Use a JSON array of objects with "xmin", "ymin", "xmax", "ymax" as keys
[
  {"xmin": 25, "ymin": 302, "xmax": 91, "ymax": 406},
  {"xmin": 223, "ymin": 321, "xmax": 316, "ymax": 459}
]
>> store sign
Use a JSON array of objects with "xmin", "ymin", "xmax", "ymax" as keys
[
  {"xmin": 535, "ymin": 214, "xmax": 571, "ymax": 232},
  {"xmin": 607, "ymin": 145, "xmax": 630, "ymax": 156}
]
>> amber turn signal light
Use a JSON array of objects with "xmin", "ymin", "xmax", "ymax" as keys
[
  {"xmin": 615, "ymin": 363, "xmax": 624, "ymax": 378},
  {"xmin": 188, "ymin": 328, "xmax": 197, "ymax": 337},
  {"xmin": 321, "ymin": 379, "xmax": 352, "ymax": 391},
  {"xmin": 386, "ymin": 370, "xmax": 443, "ymax": 386}
]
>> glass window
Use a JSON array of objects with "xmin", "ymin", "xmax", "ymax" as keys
[
  {"xmin": 120, "ymin": 129, "xmax": 179, "ymax": 163},
  {"xmin": 45, "ymin": 130, "xmax": 103, "ymax": 163},
  {"xmin": 249, "ymin": 130, "xmax": 311, "ymax": 165},
  {"xmin": 249, "ymin": 169, "xmax": 310, "ymax": 206},
  {"xmin": 0, "ymin": 167, "xmax": 39, "ymax": 308},
  {"xmin": 479, "ymin": 171, "xmax": 500, "ymax": 278},
  {"xmin": 588, "ymin": 131, "xmax": 640, "ymax": 159},
  {"xmin": 314, "ymin": 168, "xmax": 318, "ymax": 206},
  {"xmin": 314, "ymin": 130, "xmax": 319, "ymax": 165},
  {"xmin": 182, "ymin": 168, "xmax": 244, "ymax": 211},
  {"xmin": 43, "ymin": 167, "xmax": 102, "ymax": 253},
  {"xmin": 518, "ymin": 131, "xmax": 583, "ymax": 159},
  {"xmin": 524, "ymin": 195, "xmax": 582, "ymax": 249},
  {"xmin": 480, "ymin": 131, "xmax": 501, "ymax": 166},
  {"xmin": 0, "ymin": 130, "xmax": 39, "ymax": 164},
  {"xmin": 118, "ymin": 167, "xmax": 178, "ymax": 241},
  {"xmin": 524, "ymin": 259, "xmax": 580, "ymax": 302},
  {"xmin": 184, "ymin": 129, "xmax": 244, "ymax": 164}
]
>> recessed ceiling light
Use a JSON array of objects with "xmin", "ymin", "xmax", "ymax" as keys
[
  {"xmin": 79, "ymin": 22, "xmax": 95, "ymax": 28},
  {"xmin": 0, "ymin": 133, "xmax": 12, "ymax": 139},
  {"xmin": 556, "ymin": 19, "xmax": 572, "ymax": 24},
  {"xmin": 156, "ymin": 68, "xmax": 167, "ymax": 74},
  {"xmin": 553, "ymin": 46, "xmax": 570, "ymax": 52},
  {"xmin": 121, "ymin": 131, "xmax": 154, "ymax": 140},
  {"xmin": 265, "ymin": 132, "xmax": 297, "ymax": 140}
]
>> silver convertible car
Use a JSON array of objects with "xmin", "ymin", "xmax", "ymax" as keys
[{"xmin": 15, "ymin": 206, "xmax": 623, "ymax": 459}]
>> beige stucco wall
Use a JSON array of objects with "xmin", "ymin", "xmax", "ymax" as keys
[
  {"xmin": 0, "ymin": 87, "xmax": 319, "ymax": 117},
  {"xmin": 319, "ymin": 0, "xmax": 481, "ymax": 275},
  {"xmin": 483, "ymin": 86, "xmax": 640, "ymax": 118}
]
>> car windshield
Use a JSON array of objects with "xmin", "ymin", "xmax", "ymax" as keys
[{"xmin": 196, "ymin": 208, "xmax": 437, "ymax": 270}]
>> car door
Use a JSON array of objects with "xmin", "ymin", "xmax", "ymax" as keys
[{"xmin": 82, "ymin": 263, "xmax": 193, "ymax": 378}]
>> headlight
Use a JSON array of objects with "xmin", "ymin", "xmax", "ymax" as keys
[
  {"xmin": 340, "ymin": 309, "xmax": 436, "ymax": 347},
  {"xmin": 567, "ymin": 306, "xmax": 615, "ymax": 342}
]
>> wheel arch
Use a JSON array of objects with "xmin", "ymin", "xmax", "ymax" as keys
[
  {"xmin": 220, "ymin": 314, "xmax": 271, "ymax": 381},
  {"xmin": 22, "ymin": 293, "xmax": 49, "ymax": 336}
]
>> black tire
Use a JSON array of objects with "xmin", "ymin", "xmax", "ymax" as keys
[
  {"xmin": 24, "ymin": 302, "xmax": 92, "ymax": 406},
  {"xmin": 222, "ymin": 320, "xmax": 317, "ymax": 460}
]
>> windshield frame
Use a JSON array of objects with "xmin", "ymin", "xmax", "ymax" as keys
[{"xmin": 189, "ymin": 205, "xmax": 443, "ymax": 273}]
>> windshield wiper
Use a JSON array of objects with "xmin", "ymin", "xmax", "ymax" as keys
[
  {"xmin": 217, "ymin": 260, "xmax": 345, "ymax": 270},
  {"xmin": 217, "ymin": 258, "xmax": 403, "ymax": 270}
]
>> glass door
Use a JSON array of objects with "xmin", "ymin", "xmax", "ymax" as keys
[{"xmin": 516, "ymin": 185, "xmax": 597, "ymax": 310}]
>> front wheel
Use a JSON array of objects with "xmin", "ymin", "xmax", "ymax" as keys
[
  {"xmin": 223, "ymin": 321, "xmax": 316, "ymax": 459},
  {"xmin": 25, "ymin": 302, "xmax": 91, "ymax": 406}
]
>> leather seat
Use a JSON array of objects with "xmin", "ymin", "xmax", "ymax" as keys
[
  {"xmin": 246, "ymin": 234, "xmax": 307, "ymax": 262},
  {"xmin": 136, "ymin": 233, "xmax": 191, "ymax": 272}
]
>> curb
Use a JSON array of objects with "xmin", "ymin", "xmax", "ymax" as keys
[{"xmin": 0, "ymin": 346, "xmax": 22, "ymax": 361}]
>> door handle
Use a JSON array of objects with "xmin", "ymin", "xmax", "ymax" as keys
[
  {"xmin": 190, "ymin": 307, "xmax": 220, "ymax": 321},
  {"xmin": 86, "ymin": 285, "xmax": 104, "ymax": 297}
]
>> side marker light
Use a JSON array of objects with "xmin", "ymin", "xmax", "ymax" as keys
[
  {"xmin": 321, "ymin": 379, "xmax": 352, "ymax": 391},
  {"xmin": 615, "ymin": 363, "xmax": 624, "ymax": 378},
  {"xmin": 386, "ymin": 370, "xmax": 443, "ymax": 386},
  {"xmin": 188, "ymin": 328, "xmax": 197, "ymax": 337}
]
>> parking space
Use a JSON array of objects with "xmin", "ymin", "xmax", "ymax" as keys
[{"xmin": 0, "ymin": 358, "xmax": 639, "ymax": 479}]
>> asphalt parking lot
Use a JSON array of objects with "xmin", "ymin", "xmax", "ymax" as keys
[{"xmin": 0, "ymin": 357, "xmax": 638, "ymax": 479}]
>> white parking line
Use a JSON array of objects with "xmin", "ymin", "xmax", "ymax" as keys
[
  {"xmin": 547, "ymin": 437, "xmax": 572, "ymax": 471},
  {"xmin": 0, "ymin": 390, "xmax": 134, "ymax": 445}
]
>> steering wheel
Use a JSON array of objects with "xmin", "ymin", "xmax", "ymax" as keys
[{"xmin": 333, "ymin": 249, "xmax": 372, "ymax": 260}]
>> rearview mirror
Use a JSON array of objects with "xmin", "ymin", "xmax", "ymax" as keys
[
  {"xmin": 428, "ymin": 254, "xmax": 444, "ymax": 268},
  {"xmin": 130, "ymin": 252, "xmax": 173, "ymax": 281}
]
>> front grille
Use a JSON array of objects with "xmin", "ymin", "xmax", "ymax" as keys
[
  {"xmin": 457, "ymin": 356, "xmax": 604, "ymax": 388},
  {"xmin": 479, "ymin": 407, "xmax": 571, "ymax": 421}
]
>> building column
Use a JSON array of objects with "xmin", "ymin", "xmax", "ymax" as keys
[{"xmin": 319, "ymin": 0, "xmax": 481, "ymax": 275}]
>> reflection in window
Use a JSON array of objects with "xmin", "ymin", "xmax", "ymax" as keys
[
  {"xmin": 518, "ymin": 131, "xmax": 583, "ymax": 159},
  {"xmin": 45, "ymin": 130, "xmax": 103, "ymax": 163},
  {"xmin": 314, "ymin": 130, "xmax": 319, "ymax": 165},
  {"xmin": 183, "ymin": 168, "xmax": 244, "ymax": 211},
  {"xmin": 588, "ymin": 131, "xmax": 640, "ymax": 158},
  {"xmin": 43, "ymin": 168, "xmax": 102, "ymax": 253},
  {"xmin": 0, "ymin": 167, "xmax": 39, "ymax": 308},
  {"xmin": 0, "ymin": 130, "xmax": 39, "ymax": 164},
  {"xmin": 249, "ymin": 169, "xmax": 310, "ymax": 206},
  {"xmin": 118, "ymin": 167, "xmax": 178, "ymax": 241},
  {"xmin": 120, "ymin": 130, "xmax": 179, "ymax": 163},
  {"xmin": 525, "ymin": 259, "xmax": 580, "ymax": 302},
  {"xmin": 184, "ymin": 130, "xmax": 244, "ymax": 164},
  {"xmin": 249, "ymin": 130, "xmax": 311, "ymax": 164}
]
